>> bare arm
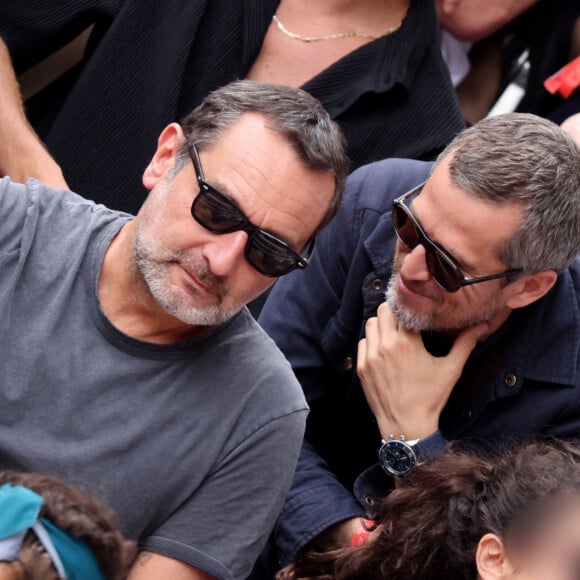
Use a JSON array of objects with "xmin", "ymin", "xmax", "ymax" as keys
[
  {"xmin": 311, "ymin": 517, "xmax": 364, "ymax": 549},
  {"xmin": 276, "ymin": 517, "xmax": 363, "ymax": 578},
  {"xmin": 561, "ymin": 113, "xmax": 580, "ymax": 146},
  {"xmin": 0, "ymin": 37, "xmax": 67, "ymax": 188},
  {"xmin": 127, "ymin": 552, "xmax": 215, "ymax": 580}
]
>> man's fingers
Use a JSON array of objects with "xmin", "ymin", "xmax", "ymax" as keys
[
  {"xmin": 377, "ymin": 302, "xmax": 424, "ymax": 347},
  {"xmin": 357, "ymin": 337, "xmax": 367, "ymax": 371},
  {"xmin": 363, "ymin": 316, "xmax": 379, "ymax": 354},
  {"xmin": 376, "ymin": 301, "xmax": 398, "ymax": 333}
]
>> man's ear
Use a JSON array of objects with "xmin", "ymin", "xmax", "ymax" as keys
[
  {"xmin": 142, "ymin": 123, "xmax": 184, "ymax": 191},
  {"xmin": 504, "ymin": 270, "xmax": 558, "ymax": 310},
  {"xmin": 476, "ymin": 533, "xmax": 515, "ymax": 579}
]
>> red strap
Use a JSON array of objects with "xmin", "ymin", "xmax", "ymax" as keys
[
  {"xmin": 350, "ymin": 520, "xmax": 376, "ymax": 547},
  {"xmin": 545, "ymin": 56, "xmax": 580, "ymax": 99}
]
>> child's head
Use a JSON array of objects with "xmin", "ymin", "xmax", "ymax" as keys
[
  {"xmin": 0, "ymin": 471, "xmax": 135, "ymax": 580},
  {"xmin": 287, "ymin": 439, "xmax": 580, "ymax": 580},
  {"xmin": 473, "ymin": 440, "xmax": 580, "ymax": 580}
]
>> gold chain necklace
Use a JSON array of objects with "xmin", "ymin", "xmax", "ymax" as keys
[{"xmin": 272, "ymin": 14, "xmax": 401, "ymax": 43}]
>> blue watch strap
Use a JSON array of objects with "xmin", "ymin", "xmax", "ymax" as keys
[{"xmin": 415, "ymin": 430, "xmax": 447, "ymax": 464}]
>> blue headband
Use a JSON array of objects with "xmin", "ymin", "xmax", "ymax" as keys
[{"xmin": 0, "ymin": 483, "xmax": 105, "ymax": 580}]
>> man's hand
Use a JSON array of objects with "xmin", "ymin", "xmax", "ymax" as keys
[
  {"xmin": 357, "ymin": 302, "xmax": 487, "ymax": 440},
  {"xmin": 322, "ymin": 517, "xmax": 365, "ymax": 547},
  {"xmin": 309, "ymin": 517, "xmax": 364, "ymax": 551}
]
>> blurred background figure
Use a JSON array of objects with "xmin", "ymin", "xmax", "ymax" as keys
[
  {"xmin": 436, "ymin": 0, "xmax": 580, "ymax": 124},
  {"xmin": 0, "ymin": 0, "xmax": 463, "ymax": 214},
  {"xmin": 0, "ymin": 471, "xmax": 134, "ymax": 580},
  {"xmin": 278, "ymin": 440, "xmax": 580, "ymax": 580},
  {"xmin": 561, "ymin": 112, "xmax": 580, "ymax": 144}
]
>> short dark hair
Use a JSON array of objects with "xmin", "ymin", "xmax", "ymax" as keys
[
  {"xmin": 435, "ymin": 113, "xmax": 580, "ymax": 273},
  {"xmin": 178, "ymin": 80, "xmax": 349, "ymax": 232}
]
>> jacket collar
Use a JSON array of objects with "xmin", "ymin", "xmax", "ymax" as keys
[{"xmin": 490, "ymin": 265, "xmax": 580, "ymax": 387}]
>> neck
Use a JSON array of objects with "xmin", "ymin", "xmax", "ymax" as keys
[
  {"xmin": 99, "ymin": 220, "xmax": 209, "ymax": 344},
  {"xmin": 287, "ymin": 0, "xmax": 409, "ymax": 14},
  {"xmin": 480, "ymin": 305, "xmax": 514, "ymax": 340},
  {"xmin": 422, "ymin": 306, "xmax": 514, "ymax": 357},
  {"xmin": 277, "ymin": 0, "xmax": 411, "ymax": 28}
]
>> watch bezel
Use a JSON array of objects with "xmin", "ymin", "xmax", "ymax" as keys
[{"xmin": 378, "ymin": 439, "xmax": 418, "ymax": 478}]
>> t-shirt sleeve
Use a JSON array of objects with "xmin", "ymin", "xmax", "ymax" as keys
[
  {"xmin": 0, "ymin": 178, "xmax": 34, "ymax": 256},
  {"xmin": 140, "ymin": 408, "xmax": 308, "ymax": 580}
]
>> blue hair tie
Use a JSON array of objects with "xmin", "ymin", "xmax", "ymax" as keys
[{"xmin": 0, "ymin": 483, "xmax": 105, "ymax": 580}]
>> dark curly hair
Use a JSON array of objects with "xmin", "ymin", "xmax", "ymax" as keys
[
  {"xmin": 0, "ymin": 471, "xmax": 136, "ymax": 580},
  {"xmin": 281, "ymin": 439, "xmax": 580, "ymax": 580}
]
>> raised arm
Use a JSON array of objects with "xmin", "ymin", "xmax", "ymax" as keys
[{"xmin": 0, "ymin": 36, "xmax": 67, "ymax": 188}]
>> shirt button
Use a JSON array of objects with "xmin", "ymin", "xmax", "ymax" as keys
[
  {"xmin": 343, "ymin": 357, "xmax": 354, "ymax": 371},
  {"xmin": 504, "ymin": 374, "xmax": 517, "ymax": 388},
  {"xmin": 371, "ymin": 278, "xmax": 384, "ymax": 291},
  {"xmin": 464, "ymin": 408, "xmax": 472, "ymax": 419}
]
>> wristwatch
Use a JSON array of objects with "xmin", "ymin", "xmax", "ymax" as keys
[{"xmin": 378, "ymin": 431, "xmax": 447, "ymax": 478}]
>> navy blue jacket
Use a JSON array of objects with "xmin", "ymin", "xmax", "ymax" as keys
[{"xmin": 259, "ymin": 158, "xmax": 580, "ymax": 565}]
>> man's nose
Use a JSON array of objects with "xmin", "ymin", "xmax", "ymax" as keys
[
  {"xmin": 202, "ymin": 230, "xmax": 248, "ymax": 277},
  {"xmin": 399, "ymin": 243, "xmax": 432, "ymax": 282}
]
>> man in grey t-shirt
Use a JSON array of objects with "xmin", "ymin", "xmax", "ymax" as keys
[{"xmin": 0, "ymin": 81, "xmax": 348, "ymax": 580}]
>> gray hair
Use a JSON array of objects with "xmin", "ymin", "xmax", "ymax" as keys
[
  {"xmin": 177, "ymin": 80, "xmax": 349, "ymax": 231},
  {"xmin": 435, "ymin": 113, "xmax": 580, "ymax": 273}
]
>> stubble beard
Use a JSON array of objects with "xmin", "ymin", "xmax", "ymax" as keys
[
  {"xmin": 134, "ymin": 225, "xmax": 245, "ymax": 327},
  {"xmin": 385, "ymin": 271, "xmax": 500, "ymax": 333}
]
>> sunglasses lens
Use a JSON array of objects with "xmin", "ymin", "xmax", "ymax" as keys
[
  {"xmin": 393, "ymin": 205, "xmax": 420, "ymax": 249},
  {"xmin": 425, "ymin": 248, "xmax": 462, "ymax": 292},
  {"xmin": 192, "ymin": 188, "xmax": 299, "ymax": 277},
  {"xmin": 394, "ymin": 201, "xmax": 463, "ymax": 292},
  {"xmin": 247, "ymin": 233, "xmax": 297, "ymax": 277},
  {"xmin": 190, "ymin": 152, "xmax": 305, "ymax": 277},
  {"xmin": 193, "ymin": 189, "xmax": 244, "ymax": 231}
]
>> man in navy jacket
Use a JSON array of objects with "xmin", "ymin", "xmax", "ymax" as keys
[{"xmin": 259, "ymin": 113, "xmax": 580, "ymax": 569}]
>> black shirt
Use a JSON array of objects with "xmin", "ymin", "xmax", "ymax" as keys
[{"xmin": 2, "ymin": 0, "xmax": 464, "ymax": 213}]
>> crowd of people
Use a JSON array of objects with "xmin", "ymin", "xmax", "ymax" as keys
[{"xmin": 0, "ymin": 1, "xmax": 579, "ymax": 579}]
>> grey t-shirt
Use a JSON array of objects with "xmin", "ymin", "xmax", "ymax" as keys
[{"xmin": 0, "ymin": 178, "xmax": 308, "ymax": 580}]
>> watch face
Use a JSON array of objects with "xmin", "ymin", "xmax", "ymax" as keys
[{"xmin": 379, "ymin": 441, "xmax": 417, "ymax": 477}]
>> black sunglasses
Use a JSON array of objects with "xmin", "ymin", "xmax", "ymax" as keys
[
  {"xmin": 187, "ymin": 143, "xmax": 315, "ymax": 277},
  {"xmin": 392, "ymin": 182, "xmax": 523, "ymax": 293}
]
